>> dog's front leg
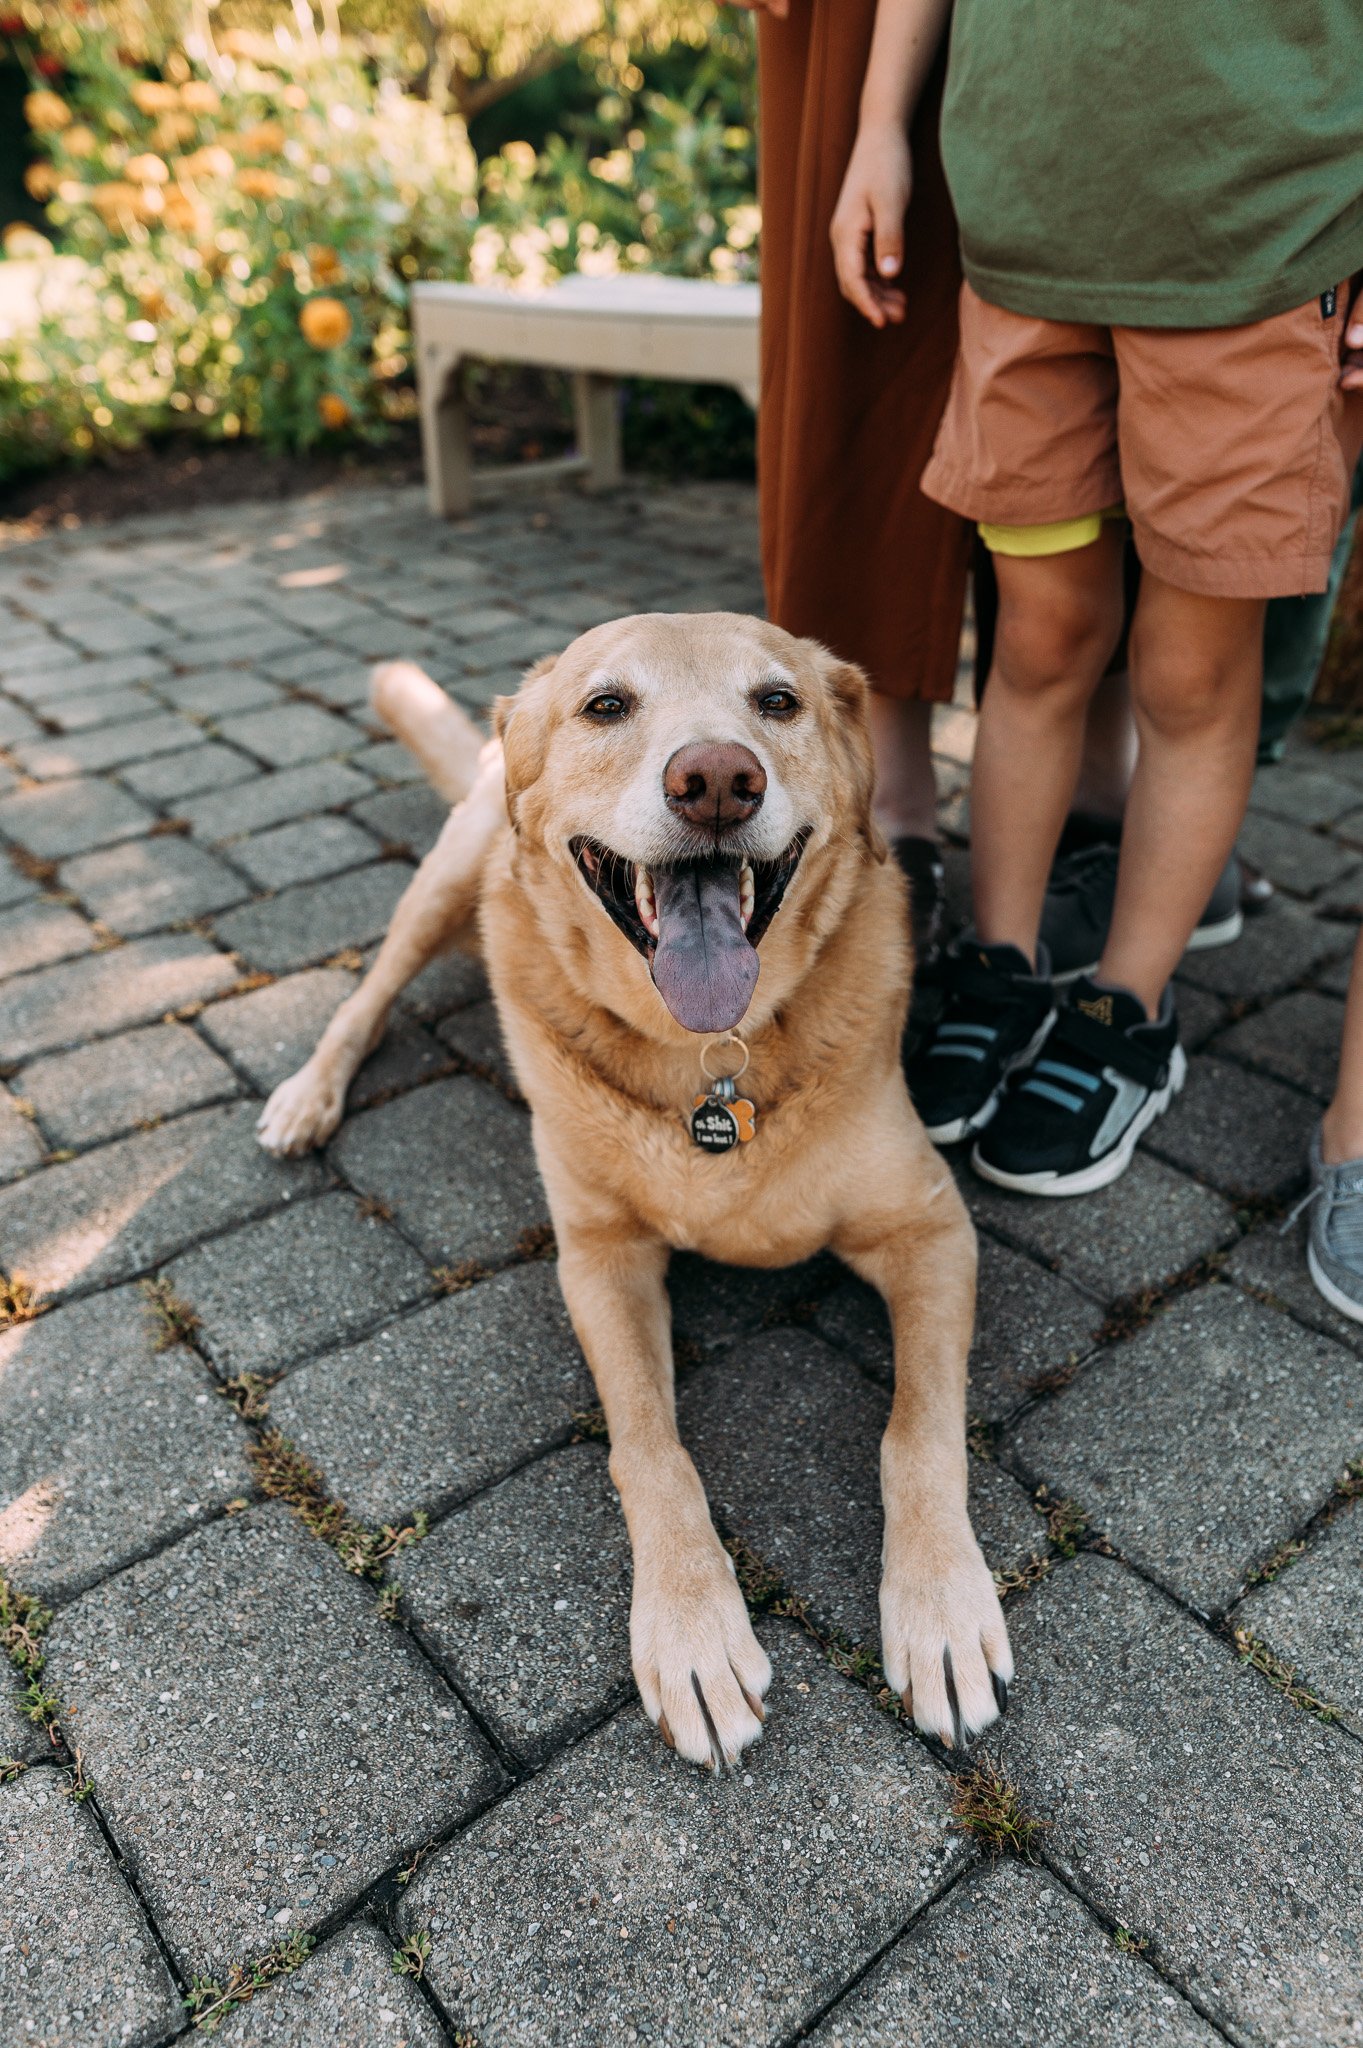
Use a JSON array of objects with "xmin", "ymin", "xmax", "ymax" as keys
[
  {"xmin": 835, "ymin": 1165, "xmax": 1012, "ymax": 1749},
  {"xmin": 555, "ymin": 1219, "xmax": 770, "ymax": 1768}
]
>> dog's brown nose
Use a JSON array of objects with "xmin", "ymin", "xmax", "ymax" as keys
[{"xmin": 663, "ymin": 741, "xmax": 767, "ymax": 827}]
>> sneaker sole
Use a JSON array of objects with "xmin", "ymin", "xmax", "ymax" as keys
[
  {"xmin": 1050, "ymin": 909, "xmax": 1245, "ymax": 986},
  {"xmin": 970, "ymin": 1044, "xmax": 1187, "ymax": 1197},
  {"xmin": 1306, "ymin": 1242, "xmax": 1363, "ymax": 1325},
  {"xmin": 920, "ymin": 1010, "xmax": 1057, "ymax": 1147}
]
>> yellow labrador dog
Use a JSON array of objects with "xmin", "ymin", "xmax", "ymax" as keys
[{"xmin": 257, "ymin": 613, "xmax": 1011, "ymax": 1768}]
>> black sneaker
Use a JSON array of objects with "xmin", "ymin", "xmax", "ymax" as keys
[
  {"xmin": 906, "ymin": 939, "xmax": 1056, "ymax": 1145},
  {"xmin": 891, "ymin": 835, "xmax": 946, "ymax": 973},
  {"xmin": 1040, "ymin": 845, "xmax": 1246, "ymax": 982},
  {"xmin": 971, "ymin": 976, "xmax": 1185, "ymax": 1196}
]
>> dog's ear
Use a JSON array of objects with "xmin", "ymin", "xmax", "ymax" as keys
[
  {"xmin": 809, "ymin": 647, "xmax": 888, "ymax": 863},
  {"xmin": 495, "ymin": 654, "xmax": 557, "ymax": 829}
]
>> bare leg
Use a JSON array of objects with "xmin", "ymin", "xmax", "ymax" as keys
[
  {"xmin": 552, "ymin": 1211, "xmax": 770, "ymax": 1768},
  {"xmin": 1098, "ymin": 575, "xmax": 1264, "ymax": 1015},
  {"xmin": 1322, "ymin": 930, "xmax": 1363, "ymax": 1161},
  {"xmin": 866, "ymin": 694, "xmax": 940, "ymax": 841},
  {"xmin": 256, "ymin": 746, "xmax": 505, "ymax": 1155},
  {"xmin": 834, "ymin": 1150, "xmax": 1011, "ymax": 1746},
  {"xmin": 970, "ymin": 526, "xmax": 1127, "ymax": 960}
]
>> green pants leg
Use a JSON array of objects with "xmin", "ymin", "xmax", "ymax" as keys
[{"xmin": 1259, "ymin": 461, "xmax": 1363, "ymax": 764}]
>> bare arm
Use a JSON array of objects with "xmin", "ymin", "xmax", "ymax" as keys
[{"xmin": 830, "ymin": 0, "xmax": 953, "ymax": 326}]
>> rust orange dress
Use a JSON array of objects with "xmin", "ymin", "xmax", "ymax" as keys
[{"xmin": 757, "ymin": 3, "xmax": 969, "ymax": 701}]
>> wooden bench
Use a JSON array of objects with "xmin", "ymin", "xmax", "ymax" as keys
[{"xmin": 411, "ymin": 274, "xmax": 760, "ymax": 518}]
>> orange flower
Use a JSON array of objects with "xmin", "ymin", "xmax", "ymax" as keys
[
  {"xmin": 23, "ymin": 162, "xmax": 58, "ymax": 199},
  {"xmin": 125, "ymin": 152, "xmax": 169, "ymax": 185},
  {"xmin": 179, "ymin": 144, "xmax": 233, "ymax": 180},
  {"xmin": 160, "ymin": 184, "xmax": 204, "ymax": 234},
  {"xmin": 306, "ymin": 243, "xmax": 343, "ymax": 285},
  {"xmin": 299, "ymin": 296, "xmax": 351, "ymax": 348},
  {"xmin": 24, "ymin": 89, "xmax": 71, "ymax": 132},
  {"xmin": 239, "ymin": 120, "xmax": 286, "ymax": 157},
  {"xmin": 89, "ymin": 179, "xmax": 139, "ymax": 219},
  {"xmin": 138, "ymin": 287, "xmax": 169, "ymax": 320},
  {"xmin": 235, "ymin": 166, "xmax": 279, "ymax": 200},
  {"xmin": 129, "ymin": 79, "xmax": 178, "ymax": 114},
  {"xmin": 318, "ymin": 394, "xmax": 350, "ymax": 430},
  {"xmin": 281, "ymin": 84, "xmax": 308, "ymax": 111},
  {"xmin": 179, "ymin": 80, "xmax": 220, "ymax": 114},
  {"xmin": 63, "ymin": 123, "xmax": 97, "ymax": 157},
  {"xmin": 153, "ymin": 111, "xmax": 196, "ymax": 149}
]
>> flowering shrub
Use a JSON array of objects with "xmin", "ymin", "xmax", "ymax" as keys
[{"xmin": 0, "ymin": 8, "xmax": 759, "ymax": 480}]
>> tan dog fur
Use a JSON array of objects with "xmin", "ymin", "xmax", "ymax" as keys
[{"xmin": 257, "ymin": 613, "xmax": 1011, "ymax": 1768}]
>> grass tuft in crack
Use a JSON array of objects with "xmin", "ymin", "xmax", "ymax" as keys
[
  {"xmin": 1035, "ymin": 1489, "xmax": 1089, "ymax": 1558},
  {"xmin": 569, "ymin": 1404, "xmax": 609, "ymax": 1445},
  {"xmin": 184, "ymin": 1932, "xmax": 315, "ymax": 2031},
  {"xmin": 515, "ymin": 1221, "xmax": 557, "ymax": 1261},
  {"xmin": 219, "ymin": 1372, "xmax": 279, "ymax": 1422},
  {"xmin": 949, "ymin": 1755, "xmax": 1047, "ymax": 1861},
  {"xmin": 248, "ymin": 1430, "xmax": 427, "ymax": 1582},
  {"xmin": 140, "ymin": 1277, "xmax": 202, "ymax": 1351},
  {"xmin": 0, "ymin": 1757, "xmax": 27, "ymax": 1782},
  {"xmin": 1113, "ymin": 1925, "xmax": 1149, "ymax": 1956},
  {"xmin": 392, "ymin": 1929, "xmax": 431, "ymax": 1981},
  {"xmin": 432, "ymin": 1259, "xmax": 491, "ymax": 1295},
  {"xmin": 1232, "ymin": 1627, "xmax": 1339, "ymax": 1723},
  {"xmin": 0, "ymin": 1273, "xmax": 45, "ymax": 1330}
]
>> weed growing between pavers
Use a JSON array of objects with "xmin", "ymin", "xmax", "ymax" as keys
[
  {"xmin": 0, "ymin": 1272, "xmax": 46, "ymax": 1328},
  {"xmin": 183, "ymin": 1931, "xmax": 315, "ymax": 2032},
  {"xmin": 1113, "ymin": 1925, "xmax": 1150, "ymax": 1956},
  {"xmin": 569, "ymin": 1404, "xmax": 609, "ymax": 1444},
  {"xmin": 1, "ymin": 1568, "xmax": 54, "ymax": 1724},
  {"xmin": 949, "ymin": 1755, "xmax": 1047, "ymax": 1862},
  {"xmin": 432, "ymin": 1259, "xmax": 493, "ymax": 1295},
  {"xmin": 9, "ymin": 849, "xmax": 58, "ymax": 885},
  {"xmin": 140, "ymin": 1275, "xmax": 202, "ymax": 1351},
  {"xmin": 219, "ymin": 1371, "xmax": 279, "ymax": 1422},
  {"xmin": 392, "ymin": 1928, "xmax": 431, "ymax": 1980},
  {"xmin": 149, "ymin": 816, "xmax": 193, "ymax": 837},
  {"xmin": 0, "ymin": 1755, "xmax": 27, "ymax": 1781},
  {"xmin": 1092, "ymin": 1255, "xmax": 1228, "ymax": 1347},
  {"xmin": 1232, "ymin": 1627, "xmax": 1341, "ymax": 1723},
  {"xmin": 248, "ymin": 1428, "xmax": 428, "ymax": 1583}
]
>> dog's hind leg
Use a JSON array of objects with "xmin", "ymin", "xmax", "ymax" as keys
[
  {"xmin": 256, "ymin": 741, "xmax": 504, "ymax": 1157},
  {"xmin": 370, "ymin": 659, "xmax": 486, "ymax": 804}
]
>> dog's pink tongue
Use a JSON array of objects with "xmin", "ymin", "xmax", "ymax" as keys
[{"xmin": 651, "ymin": 859, "xmax": 758, "ymax": 1034}]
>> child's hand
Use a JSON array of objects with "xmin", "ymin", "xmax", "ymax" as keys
[
  {"xmin": 1342, "ymin": 283, "xmax": 1363, "ymax": 391},
  {"xmin": 830, "ymin": 123, "xmax": 912, "ymax": 328}
]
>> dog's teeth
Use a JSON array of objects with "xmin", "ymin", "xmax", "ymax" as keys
[
  {"xmin": 634, "ymin": 866, "xmax": 659, "ymax": 939},
  {"xmin": 739, "ymin": 861, "xmax": 755, "ymax": 932}
]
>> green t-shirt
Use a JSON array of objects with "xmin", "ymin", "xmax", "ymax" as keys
[{"xmin": 940, "ymin": 0, "xmax": 1363, "ymax": 328}]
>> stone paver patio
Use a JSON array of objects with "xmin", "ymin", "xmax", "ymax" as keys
[{"xmin": 1, "ymin": 475, "xmax": 1362, "ymax": 2046}]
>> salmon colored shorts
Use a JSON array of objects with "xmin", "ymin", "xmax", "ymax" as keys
[{"xmin": 922, "ymin": 280, "xmax": 1363, "ymax": 599}]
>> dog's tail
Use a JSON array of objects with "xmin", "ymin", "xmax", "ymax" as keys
[{"xmin": 369, "ymin": 661, "xmax": 486, "ymax": 806}]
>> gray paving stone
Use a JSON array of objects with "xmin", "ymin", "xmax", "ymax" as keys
[
  {"xmin": 1315, "ymin": 867, "xmax": 1363, "ymax": 918},
  {"xmin": 387, "ymin": 942, "xmax": 490, "ymax": 1022},
  {"xmin": 402, "ymin": 1443, "xmax": 632, "ymax": 1764},
  {"xmin": 167, "ymin": 1190, "xmax": 432, "ymax": 1379},
  {"xmin": 0, "ymin": 774, "xmax": 155, "ymax": 858},
  {"xmin": 61, "ymin": 834, "xmax": 250, "ymax": 936},
  {"xmin": 5, "ymin": 650, "xmax": 170, "ymax": 706},
  {"xmin": 0, "ymin": 1767, "xmax": 181, "ymax": 2048},
  {"xmin": 436, "ymin": 995, "xmax": 514, "ymax": 1084},
  {"xmin": 286, "ymin": 662, "xmax": 377, "ymax": 708},
  {"xmin": 231, "ymin": 814, "xmax": 382, "ymax": 890},
  {"xmin": 1235, "ymin": 810, "xmax": 1359, "ymax": 898},
  {"xmin": 1236, "ymin": 1497, "xmax": 1363, "ymax": 1737},
  {"xmin": 1005, "ymin": 1552, "xmax": 1363, "ymax": 2048},
  {"xmin": 1175, "ymin": 899, "xmax": 1350, "ymax": 1000},
  {"xmin": 400, "ymin": 1621, "xmax": 968, "ymax": 2048},
  {"xmin": 347, "ymin": 739, "xmax": 424, "ymax": 785},
  {"xmin": 1226, "ymin": 1216, "xmax": 1363, "ymax": 1354},
  {"xmin": 0, "ymin": 932, "xmax": 237, "ymax": 1062},
  {"xmin": 1312, "ymin": 942, "xmax": 1356, "ymax": 997},
  {"xmin": 215, "ymin": 864, "xmax": 410, "ymax": 973},
  {"xmin": 331, "ymin": 1075, "xmax": 543, "ymax": 1266},
  {"xmin": 1010, "ymin": 1284, "xmax": 1363, "ymax": 1614},
  {"xmin": 1146, "ymin": 1054, "xmax": 1316, "ymax": 1200},
  {"xmin": 809, "ymin": 1860, "xmax": 1222, "ymax": 2047},
  {"xmin": 18, "ymin": 1021, "xmax": 239, "ymax": 1149},
  {"xmin": 213, "ymin": 1922, "xmax": 446, "ymax": 2048},
  {"xmin": 679, "ymin": 1329, "xmax": 1042, "ymax": 1645},
  {"xmin": 40, "ymin": 684, "xmax": 154, "ymax": 732},
  {"xmin": 118, "ymin": 740, "xmax": 260, "ymax": 804},
  {"xmin": 0, "ymin": 897, "xmax": 93, "ymax": 979},
  {"xmin": 219, "ymin": 701, "xmax": 362, "ymax": 767},
  {"xmin": 0, "ymin": 1082, "xmax": 43, "ymax": 1181},
  {"xmin": 268, "ymin": 1264, "xmax": 592, "ymax": 1523},
  {"xmin": 0, "ymin": 696, "xmax": 42, "ymax": 746},
  {"xmin": 0, "ymin": 1100, "xmax": 326, "ymax": 1299},
  {"xmin": 1216, "ymin": 988, "xmax": 1343, "ymax": 1100},
  {"xmin": 815, "ymin": 1235, "xmax": 1099, "ymax": 1419},
  {"xmin": 14, "ymin": 710, "xmax": 205, "ymax": 780},
  {"xmin": 1250, "ymin": 759, "xmax": 1363, "ymax": 828},
  {"xmin": 45, "ymin": 1504, "xmax": 502, "ymax": 1975},
  {"xmin": 667, "ymin": 1251, "xmax": 839, "ymax": 1351},
  {"xmin": 963, "ymin": 1152, "xmax": 1237, "ymax": 1303},
  {"xmin": 181, "ymin": 760, "xmax": 374, "ymax": 841},
  {"xmin": 0, "ymin": 861, "xmax": 38, "ymax": 913},
  {"xmin": 0, "ymin": 1283, "xmax": 253, "ymax": 1604},
  {"xmin": 200, "ymin": 966, "xmax": 357, "ymax": 1089},
  {"xmin": 351, "ymin": 784, "xmax": 450, "ymax": 860},
  {"xmin": 150, "ymin": 667, "xmax": 285, "ymax": 718},
  {"xmin": 1171, "ymin": 979, "xmax": 1230, "ymax": 1050}
]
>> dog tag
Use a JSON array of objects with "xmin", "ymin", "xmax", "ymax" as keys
[{"xmin": 690, "ymin": 1075, "xmax": 756, "ymax": 1150}]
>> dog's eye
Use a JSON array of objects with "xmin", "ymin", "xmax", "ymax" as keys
[
  {"xmin": 757, "ymin": 687, "xmax": 799, "ymax": 719},
  {"xmin": 582, "ymin": 693, "xmax": 629, "ymax": 722}
]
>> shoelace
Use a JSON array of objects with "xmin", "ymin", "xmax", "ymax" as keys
[{"xmin": 1281, "ymin": 1171, "xmax": 1363, "ymax": 1257}]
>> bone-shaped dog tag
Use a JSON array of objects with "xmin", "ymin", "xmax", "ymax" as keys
[{"xmin": 690, "ymin": 1075, "xmax": 756, "ymax": 1150}]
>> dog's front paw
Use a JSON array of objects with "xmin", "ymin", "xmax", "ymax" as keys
[
  {"xmin": 880, "ymin": 1520, "xmax": 1013, "ymax": 1749},
  {"xmin": 256, "ymin": 1063, "xmax": 346, "ymax": 1156},
  {"xmin": 631, "ymin": 1542, "xmax": 771, "ymax": 1770}
]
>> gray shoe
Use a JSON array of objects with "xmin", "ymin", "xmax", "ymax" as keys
[{"xmin": 1295, "ymin": 1126, "xmax": 1363, "ymax": 1324}]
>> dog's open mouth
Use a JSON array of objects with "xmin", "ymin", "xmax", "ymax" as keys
[{"xmin": 571, "ymin": 831, "xmax": 810, "ymax": 1034}]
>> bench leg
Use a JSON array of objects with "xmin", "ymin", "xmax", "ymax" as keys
[
  {"xmin": 572, "ymin": 371, "xmax": 623, "ymax": 493},
  {"xmin": 418, "ymin": 347, "xmax": 474, "ymax": 519}
]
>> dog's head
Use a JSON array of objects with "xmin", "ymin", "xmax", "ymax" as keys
[{"xmin": 494, "ymin": 612, "xmax": 883, "ymax": 1037}]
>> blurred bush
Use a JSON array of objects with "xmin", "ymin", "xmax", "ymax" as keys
[{"xmin": 0, "ymin": 2, "xmax": 758, "ymax": 483}]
